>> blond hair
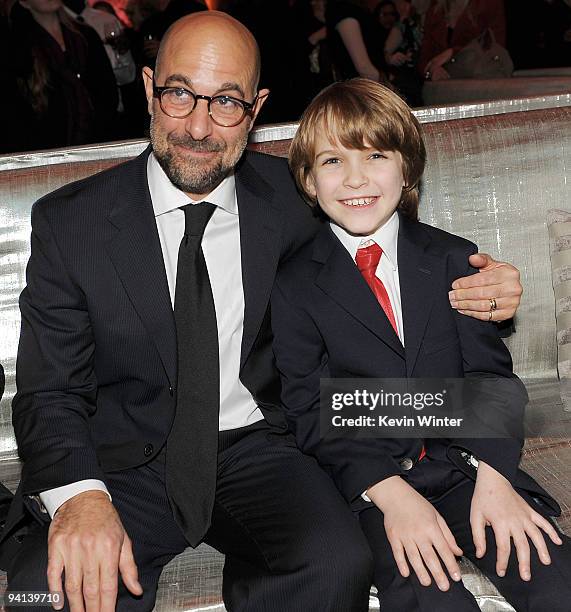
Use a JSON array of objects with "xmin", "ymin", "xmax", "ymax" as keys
[{"xmin": 289, "ymin": 78, "xmax": 426, "ymax": 220}]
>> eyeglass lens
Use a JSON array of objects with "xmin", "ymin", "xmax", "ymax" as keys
[{"xmin": 160, "ymin": 89, "xmax": 246, "ymax": 125}]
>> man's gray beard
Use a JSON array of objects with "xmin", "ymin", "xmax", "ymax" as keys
[
  {"xmin": 151, "ymin": 120, "xmax": 248, "ymax": 194},
  {"xmin": 155, "ymin": 148, "xmax": 230, "ymax": 195}
]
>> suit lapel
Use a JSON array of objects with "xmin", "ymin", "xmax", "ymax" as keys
[
  {"xmin": 105, "ymin": 147, "xmax": 177, "ymax": 385},
  {"xmin": 235, "ymin": 157, "xmax": 284, "ymax": 367},
  {"xmin": 313, "ymin": 226, "xmax": 405, "ymax": 358},
  {"xmin": 398, "ymin": 217, "xmax": 437, "ymax": 375}
]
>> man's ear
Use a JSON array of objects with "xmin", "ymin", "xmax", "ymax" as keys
[
  {"xmin": 249, "ymin": 88, "xmax": 270, "ymax": 126},
  {"xmin": 142, "ymin": 68, "xmax": 154, "ymax": 116}
]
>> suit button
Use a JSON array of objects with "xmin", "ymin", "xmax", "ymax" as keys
[
  {"xmin": 399, "ymin": 457, "xmax": 414, "ymax": 471},
  {"xmin": 144, "ymin": 444, "xmax": 154, "ymax": 457},
  {"xmin": 169, "ymin": 386, "xmax": 174, "ymax": 397}
]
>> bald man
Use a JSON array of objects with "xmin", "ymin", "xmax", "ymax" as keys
[{"xmin": 2, "ymin": 11, "xmax": 522, "ymax": 612}]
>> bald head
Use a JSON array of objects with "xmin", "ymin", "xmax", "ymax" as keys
[
  {"xmin": 143, "ymin": 9, "xmax": 270, "ymax": 199},
  {"xmin": 156, "ymin": 11, "xmax": 261, "ymax": 96}
]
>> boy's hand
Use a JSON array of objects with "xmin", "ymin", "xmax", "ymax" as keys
[
  {"xmin": 470, "ymin": 461, "xmax": 563, "ymax": 581},
  {"xmin": 449, "ymin": 253, "xmax": 522, "ymax": 322},
  {"xmin": 367, "ymin": 476, "xmax": 463, "ymax": 591}
]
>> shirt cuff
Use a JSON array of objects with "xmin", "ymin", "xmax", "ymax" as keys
[
  {"xmin": 361, "ymin": 490, "xmax": 371, "ymax": 502},
  {"xmin": 39, "ymin": 480, "xmax": 111, "ymax": 518}
]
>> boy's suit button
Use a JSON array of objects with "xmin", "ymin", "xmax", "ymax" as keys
[
  {"xmin": 169, "ymin": 386, "xmax": 174, "ymax": 397},
  {"xmin": 144, "ymin": 444, "xmax": 154, "ymax": 457},
  {"xmin": 399, "ymin": 457, "xmax": 414, "ymax": 471}
]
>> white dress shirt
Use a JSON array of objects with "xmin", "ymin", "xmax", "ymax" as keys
[{"xmin": 40, "ymin": 153, "xmax": 263, "ymax": 517}]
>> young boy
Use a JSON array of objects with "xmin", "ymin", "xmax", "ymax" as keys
[{"xmin": 271, "ymin": 79, "xmax": 571, "ymax": 611}]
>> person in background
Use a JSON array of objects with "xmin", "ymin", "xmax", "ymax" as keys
[
  {"xmin": 372, "ymin": 0, "xmax": 399, "ymax": 71},
  {"xmin": 419, "ymin": 0, "xmax": 506, "ymax": 80},
  {"xmin": 124, "ymin": 0, "xmax": 160, "ymax": 67},
  {"xmin": 4, "ymin": 0, "xmax": 117, "ymax": 152},
  {"xmin": 384, "ymin": 0, "xmax": 424, "ymax": 105},
  {"xmin": 139, "ymin": 0, "xmax": 207, "ymax": 65},
  {"xmin": 300, "ymin": 0, "xmax": 334, "ymax": 104},
  {"xmin": 119, "ymin": 0, "xmax": 163, "ymax": 137},
  {"xmin": 326, "ymin": 0, "xmax": 387, "ymax": 82},
  {"xmin": 71, "ymin": 0, "xmax": 136, "ymax": 88},
  {"xmin": 0, "ymin": 0, "xmax": 29, "ymax": 153},
  {"xmin": 64, "ymin": 0, "xmax": 137, "ymax": 138},
  {"xmin": 375, "ymin": 0, "xmax": 399, "ymax": 34}
]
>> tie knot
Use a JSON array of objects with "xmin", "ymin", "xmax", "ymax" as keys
[
  {"xmin": 355, "ymin": 242, "xmax": 383, "ymax": 274},
  {"xmin": 181, "ymin": 202, "xmax": 217, "ymax": 238}
]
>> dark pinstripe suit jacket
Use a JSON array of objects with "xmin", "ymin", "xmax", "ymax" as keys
[{"xmin": 0, "ymin": 147, "xmax": 320, "ymax": 552}]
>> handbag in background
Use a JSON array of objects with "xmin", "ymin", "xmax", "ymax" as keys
[{"xmin": 443, "ymin": 28, "xmax": 514, "ymax": 78}]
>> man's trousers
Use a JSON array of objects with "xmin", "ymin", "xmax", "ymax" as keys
[{"xmin": 6, "ymin": 423, "xmax": 373, "ymax": 612}]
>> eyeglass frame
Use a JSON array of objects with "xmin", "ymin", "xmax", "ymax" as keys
[{"xmin": 152, "ymin": 78, "xmax": 259, "ymax": 127}]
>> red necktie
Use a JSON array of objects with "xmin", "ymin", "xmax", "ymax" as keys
[
  {"xmin": 355, "ymin": 243, "xmax": 426, "ymax": 462},
  {"xmin": 355, "ymin": 243, "xmax": 399, "ymax": 337}
]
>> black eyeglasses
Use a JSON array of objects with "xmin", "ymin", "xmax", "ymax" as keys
[{"xmin": 153, "ymin": 79, "xmax": 258, "ymax": 127}]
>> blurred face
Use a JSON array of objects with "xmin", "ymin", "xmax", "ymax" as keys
[
  {"xmin": 307, "ymin": 132, "xmax": 404, "ymax": 236},
  {"xmin": 378, "ymin": 3, "xmax": 398, "ymax": 29},
  {"xmin": 143, "ymin": 19, "xmax": 268, "ymax": 199},
  {"xmin": 310, "ymin": 0, "xmax": 326, "ymax": 22},
  {"xmin": 395, "ymin": 0, "xmax": 412, "ymax": 19}
]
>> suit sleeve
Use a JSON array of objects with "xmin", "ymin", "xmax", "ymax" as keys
[
  {"xmin": 446, "ymin": 243, "xmax": 527, "ymax": 485},
  {"xmin": 13, "ymin": 202, "xmax": 106, "ymax": 495},
  {"xmin": 271, "ymin": 275, "xmax": 403, "ymax": 503}
]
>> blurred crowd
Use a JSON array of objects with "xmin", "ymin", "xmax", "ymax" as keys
[{"xmin": 1, "ymin": 0, "xmax": 570, "ymax": 154}]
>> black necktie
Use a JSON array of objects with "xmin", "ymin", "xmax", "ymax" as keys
[{"xmin": 166, "ymin": 201, "xmax": 219, "ymax": 546}]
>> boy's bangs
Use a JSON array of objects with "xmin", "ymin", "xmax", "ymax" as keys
[{"xmin": 318, "ymin": 95, "xmax": 402, "ymax": 155}]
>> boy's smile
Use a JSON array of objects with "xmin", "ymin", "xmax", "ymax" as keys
[{"xmin": 308, "ymin": 134, "xmax": 405, "ymax": 236}]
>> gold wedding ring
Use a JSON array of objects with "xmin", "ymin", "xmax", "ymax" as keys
[
  {"xmin": 489, "ymin": 298, "xmax": 497, "ymax": 312},
  {"xmin": 488, "ymin": 310, "xmax": 493, "ymax": 322}
]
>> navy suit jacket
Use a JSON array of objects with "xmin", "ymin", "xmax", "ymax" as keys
[{"xmin": 271, "ymin": 215, "xmax": 558, "ymax": 513}]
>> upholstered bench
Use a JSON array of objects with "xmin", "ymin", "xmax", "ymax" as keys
[
  {"xmin": 422, "ymin": 74, "xmax": 571, "ymax": 106},
  {"xmin": 1, "ymin": 94, "xmax": 570, "ymax": 611}
]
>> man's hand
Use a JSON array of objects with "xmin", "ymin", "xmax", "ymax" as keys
[
  {"xmin": 47, "ymin": 491, "xmax": 143, "ymax": 612},
  {"xmin": 448, "ymin": 253, "xmax": 522, "ymax": 322},
  {"xmin": 367, "ymin": 476, "xmax": 463, "ymax": 591},
  {"xmin": 470, "ymin": 461, "xmax": 563, "ymax": 581}
]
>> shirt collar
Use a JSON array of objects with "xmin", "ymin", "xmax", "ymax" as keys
[
  {"xmin": 147, "ymin": 152, "xmax": 237, "ymax": 217},
  {"xmin": 330, "ymin": 211, "xmax": 399, "ymax": 270}
]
